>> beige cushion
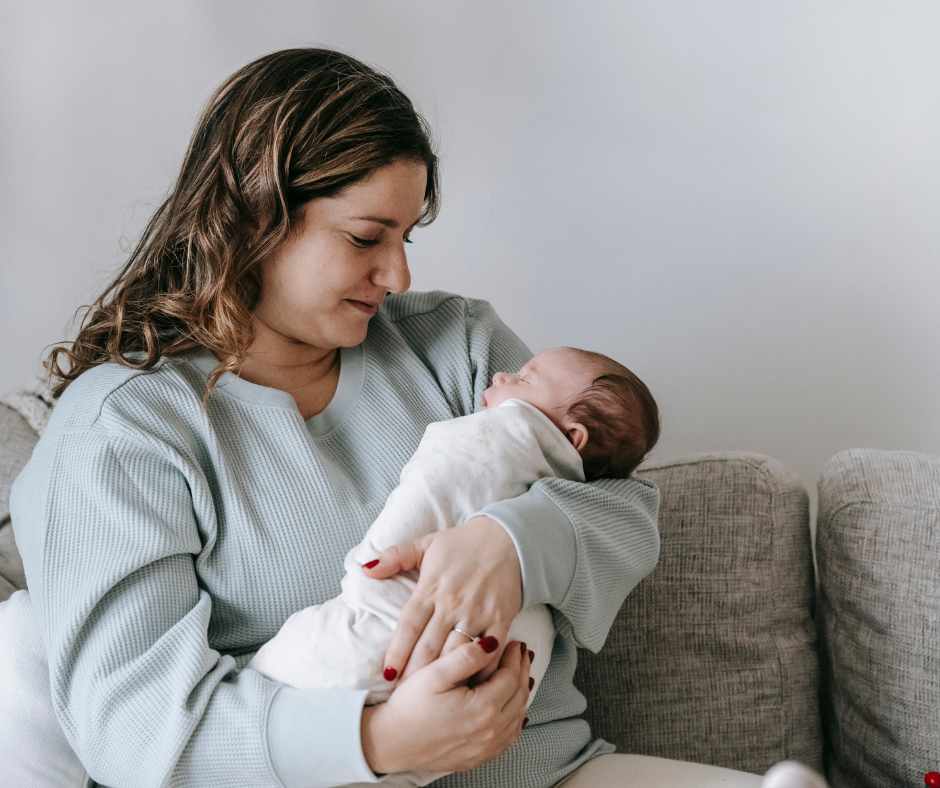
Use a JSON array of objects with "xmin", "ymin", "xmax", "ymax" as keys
[
  {"xmin": 557, "ymin": 753, "xmax": 763, "ymax": 787},
  {"xmin": 0, "ymin": 403, "xmax": 37, "ymax": 601},
  {"xmin": 816, "ymin": 449, "xmax": 940, "ymax": 788},
  {"xmin": 574, "ymin": 451, "xmax": 823, "ymax": 774}
]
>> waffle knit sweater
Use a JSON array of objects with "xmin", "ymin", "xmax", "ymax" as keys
[{"xmin": 10, "ymin": 290, "xmax": 661, "ymax": 788}]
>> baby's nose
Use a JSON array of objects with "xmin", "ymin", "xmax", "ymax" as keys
[{"xmin": 493, "ymin": 371, "xmax": 511, "ymax": 385}]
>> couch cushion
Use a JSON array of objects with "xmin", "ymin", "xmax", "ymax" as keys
[
  {"xmin": 574, "ymin": 451, "xmax": 822, "ymax": 774},
  {"xmin": 0, "ymin": 403, "xmax": 38, "ymax": 601},
  {"xmin": 816, "ymin": 449, "xmax": 940, "ymax": 788}
]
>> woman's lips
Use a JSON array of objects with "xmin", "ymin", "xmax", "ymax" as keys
[{"xmin": 346, "ymin": 299, "xmax": 378, "ymax": 315}]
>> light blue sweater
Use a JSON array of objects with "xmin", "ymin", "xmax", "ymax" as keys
[{"xmin": 10, "ymin": 290, "xmax": 661, "ymax": 788}]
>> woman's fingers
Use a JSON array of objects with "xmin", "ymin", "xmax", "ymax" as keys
[
  {"xmin": 469, "ymin": 621, "xmax": 512, "ymax": 685},
  {"xmin": 500, "ymin": 641, "xmax": 530, "ymax": 713},
  {"xmin": 382, "ymin": 593, "xmax": 433, "ymax": 682},
  {"xmin": 363, "ymin": 525, "xmax": 525, "ymax": 697},
  {"xmin": 422, "ymin": 635, "xmax": 503, "ymax": 694},
  {"xmin": 517, "ymin": 644, "xmax": 532, "ymax": 729},
  {"xmin": 361, "ymin": 535, "xmax": 435, "ymax": 579},
  {"xmin": 397, "ymin": 608, "xmax": 454, "ymax": 682},
  {"xmin": 488, "ymin": 641, "xmax": 530, "ymax": 751},
  {"xmin": 360, "ymin": 534, "xmax": 440, "ymax": 680},
  {"xmin": 467, "ymin": 638, "xmax": 525, "ymax": 715}
]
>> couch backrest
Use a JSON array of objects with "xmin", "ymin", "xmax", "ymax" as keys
[
  {"xmin": 815, "ymin": 449, "xmax": 940, "ymax": 788},
  {"xmin": 574, "ymin": 451, "xmax": 823, "ymax": 775}
]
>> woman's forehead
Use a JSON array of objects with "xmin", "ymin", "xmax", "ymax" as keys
[{"xmin": 339, "ymin": 160, "xmax": 427, "ymax": 208}]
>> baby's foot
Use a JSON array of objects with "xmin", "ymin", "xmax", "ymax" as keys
[{"xmin": 761, "ymin": 760, "xmax": 829, "ymax": 788}]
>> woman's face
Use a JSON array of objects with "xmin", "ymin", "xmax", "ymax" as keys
[{"xmin": 252, "ymin": 158, "xmax": 428, "ymax": 353}]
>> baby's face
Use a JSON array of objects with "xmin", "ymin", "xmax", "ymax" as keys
[{"xmin": 482, "ymin": 347, "xmax": 596, "ymax": 427}]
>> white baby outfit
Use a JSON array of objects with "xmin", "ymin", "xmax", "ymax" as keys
[{"xmin": 248, "ymin": 398, "xmax": 585, "ymax": 786}]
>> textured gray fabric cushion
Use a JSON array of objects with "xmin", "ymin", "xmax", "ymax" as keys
[
  {"xmin": 574, "ymin": 451, "xmax": 822, "ymax": 774},
  {"xmin": 0, "ymin": 403, "xmax": 37, "ymax": 601},
  {"xmin": 816, "ymin": 449, "xmax": 940, "ymax": 788}
]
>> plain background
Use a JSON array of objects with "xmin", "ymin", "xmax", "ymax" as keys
[{"xmin": 2, "ymin": 2, "xmax": 938, "ymax": 549}]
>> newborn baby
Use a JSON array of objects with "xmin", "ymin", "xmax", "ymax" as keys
[{"xmin": 248, "ymin": 345, "xmax": 659, "ymax": 786}]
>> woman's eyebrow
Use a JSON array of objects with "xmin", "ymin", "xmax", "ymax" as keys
[{"xmin": 350, "ymin": 214, "xmax": 421, "ymax": 229}]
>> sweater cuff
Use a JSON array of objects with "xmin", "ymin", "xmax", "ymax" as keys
[
  {"xmin": 266, "ymin": 685, "xmax": 382, "ymax": 786},
  {"xmin": 470, "ymin": 483, "xmax": 577, "ymax": 610}
]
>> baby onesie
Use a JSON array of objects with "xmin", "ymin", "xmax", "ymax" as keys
[{"xmin": 248, "ymin": 398, "xmax": 585, "ymax": 786}]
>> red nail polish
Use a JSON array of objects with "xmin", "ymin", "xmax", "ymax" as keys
[
  {"xmin": 528, "ymin": 650, "xmax": 534, "ymax": 662},
  {"xmin": 519, "ymin": 641, "xmax": 527, "ymax": 656},
  {"xmin": 478, "ymin": 635, "xmax": 499, "ymax": 653},
  {"xmin": 362, "ymin": 559, "xmax": 380, "ymax": 569},
  {"xmin": 383, "ymin": 666, "xmax": 397, "ymax": 681},
  {"xmin": 529, "ymin": 676, "xmax": 534, "ymax": 690},
  {"xmin": 522, "ymin": 717, "xmax": 529, "ymax": 728}
]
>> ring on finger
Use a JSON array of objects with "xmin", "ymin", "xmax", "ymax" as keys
[{"xmin": 453, "ymin": 624, "xmax": 477, "ymax": 641}]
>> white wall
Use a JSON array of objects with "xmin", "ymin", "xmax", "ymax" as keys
[{"xmin": 2, "ymin": 1, "xmax": 938, "ymax": 543}]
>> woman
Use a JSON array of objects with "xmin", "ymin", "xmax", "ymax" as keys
[{"xmin": 8, "ymin": 47, "xmax": 661, "ymax": 787}]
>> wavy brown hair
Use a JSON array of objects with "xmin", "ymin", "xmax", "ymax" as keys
[{"xmin": 42, "ymin": 47, "xmax": 440, "ymax": 405}]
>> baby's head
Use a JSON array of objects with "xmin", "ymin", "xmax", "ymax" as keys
[{"xmin": 482, "ymin": 346, "xmax": 660, "ymax": 481}]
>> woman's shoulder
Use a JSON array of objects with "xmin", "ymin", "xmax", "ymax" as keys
[
  {"xmin": 44, "ymin": 351, "xmax": 204, "ymax": 441},
  {"xmin": 378, "ymin": 288, "xmax": 505, "ymax": 347}
]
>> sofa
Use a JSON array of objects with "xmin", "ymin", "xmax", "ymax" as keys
[{"xmin": 1, "ymin": 385, "xmax": 938, "ymax": 788}]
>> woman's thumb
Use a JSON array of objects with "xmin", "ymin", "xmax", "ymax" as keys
[{"xmin": 425, "ymin": 636, "xmax": 499, "ymax": 693}]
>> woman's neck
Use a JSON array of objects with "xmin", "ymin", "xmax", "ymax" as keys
[{"xmin": 237, "ymin": 318, "xmax": 339, "ymax": 396}]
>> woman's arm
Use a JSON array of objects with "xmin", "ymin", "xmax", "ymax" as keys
[
  {"xmin": 462, "ymin": 297, "xmax": 662, "ymax": 652},
  {"xmin": 10, "ymin": 426, "xmax": 382, "ymax": 787}
]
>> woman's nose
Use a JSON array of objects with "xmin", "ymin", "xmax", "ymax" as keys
[{"xmin": 374, "ymin": 247, "xmax": 411, "ymax": 294}]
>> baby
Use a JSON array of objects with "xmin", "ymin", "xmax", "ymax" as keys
[
  {"xmin": 480, "ymin": 346, "xmax": 660, "ymax": 483},
  {"xmin": 248, "ymin": 345, "xmax": 660, "ymax": 786}
]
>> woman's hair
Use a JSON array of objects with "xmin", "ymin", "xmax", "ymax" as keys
[
  {"xmin": 43, "ymin": 47, "xmax": 440, "ymax": 405},
  {"xmin": 561, "ymin": 348, "xmax": 661, "ymax": 481}
]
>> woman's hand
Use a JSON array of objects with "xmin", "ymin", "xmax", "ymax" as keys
[
  {"xmin": 360, "ymin": 515, "xmax": 523, "ymax": 684},
  {"xmin": 361, "ymin": 635, "xmax": 532, "ymax": 775}
]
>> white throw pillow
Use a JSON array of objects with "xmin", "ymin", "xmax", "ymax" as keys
[{"xmin": 0, "ymin": 589, "xmax": 88, "ymax": 787}]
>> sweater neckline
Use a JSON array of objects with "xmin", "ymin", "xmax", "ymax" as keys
[{"xmin": 184, "ymin": 344, "xmax": 364, "ymax": 437}]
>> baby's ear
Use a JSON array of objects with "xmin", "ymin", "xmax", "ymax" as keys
[{"xmin": 565, "ymin": 422, "xmax": 589, "ymax": 452}]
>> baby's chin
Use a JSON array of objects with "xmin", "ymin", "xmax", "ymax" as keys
[
  {"xmin": 484, "ymin": 391, "xmax": 527, "ymax": 409},
  {"xmin": 487, "ymin": 393, "xmax": 552, "ymax": 416}
]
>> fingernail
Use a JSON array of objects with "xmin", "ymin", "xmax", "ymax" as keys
[
  {"xmin": 528, "ymin": 650, "xmax": 534, "ymax": 662},
  {"xmin": 362, "ymin": 559, "xmax": 380, "ymax": 569},
  {"xmin": 528, "ymin": 676, "xmax": 534, "ymax": 690},
  {"xmin": 519, "ymin": 641, "xmax": 527, "ymax": 656},
  {"xmin": 522, "ymin": 717, "xmax": 529, "ymax": 728},
  {"xmin": 383, "ymin": 666, "xmax": 397, "ymax": 681},
  {"xmin": 478, "ymin": 635, "xmax": 499, "ymax": 653}
]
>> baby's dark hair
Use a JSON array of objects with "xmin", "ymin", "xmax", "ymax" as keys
[{"xmin": 561, "ymin": 348, "xmax": 660, "ymax": 481}]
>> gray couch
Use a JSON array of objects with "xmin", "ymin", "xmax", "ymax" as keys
[{"xmin": 1, "ymin": 392, "xmax": 938, "ymax": 787}]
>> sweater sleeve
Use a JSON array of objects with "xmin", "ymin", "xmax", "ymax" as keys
[
  {"xmin": 10, "ymin": 426, "xmax": 381, "ymax": 787},
  {"xmin": 462, "ymin": 297, "xmax": 662, "ymax": 653}
]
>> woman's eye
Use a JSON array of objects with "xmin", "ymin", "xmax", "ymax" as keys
[{"xmin": 349, "ymin": 235, "xmax": 415, "ymax": 247}]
